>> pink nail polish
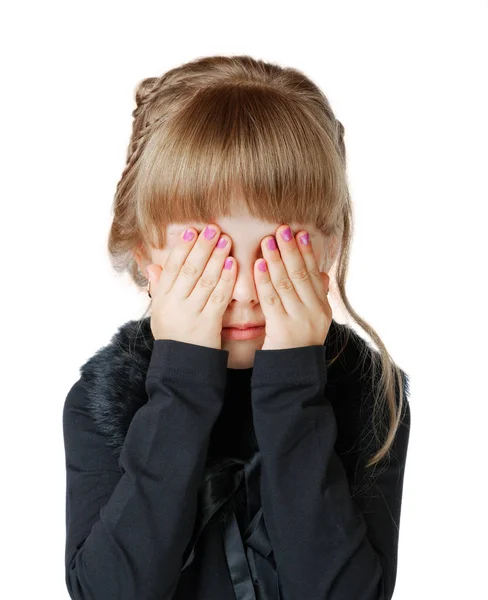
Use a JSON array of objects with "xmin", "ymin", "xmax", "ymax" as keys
[
  {"xmin": 267, "ymin": 237, "xmax": 277, "ymax": 251},
  {"xmin": 204, "ymin": 226, "xmax": 217, "ymax": 240},
  {"xmin": 299, "ymin": 232, "xmax": 310, "ymax": 245},
  {"xmin": 280, "ymin": 227, "xmax": 292, "ymax": 242},
  {"xmin": 217, "ymin": 237, "xmax": 228, "ymax": 249},
  {"xmin": 183, "ymin": 229, "xmax": 195, "ymax": 241},
  {"xmin": 258, "ymin": 260, "xmax": 267, "ymax": 272}
]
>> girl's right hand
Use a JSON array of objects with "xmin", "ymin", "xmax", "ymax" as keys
[{"xmin": 146, "ymin": 224, "xmax": 236, "ymax": 350}]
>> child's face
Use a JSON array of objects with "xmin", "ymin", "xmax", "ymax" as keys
[{"xmin": 141, "ymin": 204, "xmax": 334, "ymax": 369}]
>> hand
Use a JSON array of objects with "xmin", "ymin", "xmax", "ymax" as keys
[
  {"xmin": 254, "ymin": 224, "xmax": 332, "ymax": 351},
  {"xmin": 146, "ymin": 224, "xmax": 236, "ymax": 350}
]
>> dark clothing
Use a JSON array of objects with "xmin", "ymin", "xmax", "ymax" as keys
[{"xmin": 62, "ymin": 317, "xmax": 411, "ymax": 599}]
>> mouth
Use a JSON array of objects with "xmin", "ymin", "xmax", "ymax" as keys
[
  {"xmin": 221, "ymin": 324, "xmax": 265, "ymax": 340},
  {"xmin": 222, "ymin": 323, "xmax": 265, "ymax": 330}
]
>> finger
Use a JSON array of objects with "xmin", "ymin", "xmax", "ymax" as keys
[
  {"xmin": 190, "ymin": 234, "xmax": 234, "ymax": 312},
  {"xmin": 155, "ymin": 228, "xmax": 199, "ymax": 295},
  {"xmin": 253, "ymin": 258, "xmax": 287, "ymax": 318},
  {"xmin": 202, "ymin": 254, "xmax": 237, "ymax": 317},
  {"xmin": 295, "ymin": 230, "xmax": 330, "ymax": 303},
  {"xmin": 170, "ymin": 224, "xmax": 222, "ymax": 298},
  {"xmin": 263, "ymin": 225, "xmax": 316, "ymax": 312}
]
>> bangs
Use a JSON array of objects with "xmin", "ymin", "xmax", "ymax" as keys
[{"xmin": 134, "ymin": 84, "xmax": 345, "ymax": 249}]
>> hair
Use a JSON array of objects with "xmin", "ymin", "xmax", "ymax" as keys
[{"xmin": 107, "ymin": 54, "xmax": 409, "ymax": 472}]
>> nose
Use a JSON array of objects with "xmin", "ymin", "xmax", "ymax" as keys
[{"xmin": 229, "ymin": 262, "xmax": 260, "ymax": 305}]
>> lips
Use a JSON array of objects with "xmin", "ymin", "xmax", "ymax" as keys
[{"xmin": 223, "ymin": 323, "xmax": 265, "ymax": 330}]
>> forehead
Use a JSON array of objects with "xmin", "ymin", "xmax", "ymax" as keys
[{"xmin": 167, "ymin": 218, "xmax": 315, "ymax": 233}]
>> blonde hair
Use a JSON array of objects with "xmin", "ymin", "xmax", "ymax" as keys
[{"xmin": 107, "ymin": 55, "xmax": 409, "ymax": 471}]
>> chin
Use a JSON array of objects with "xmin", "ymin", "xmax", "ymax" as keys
[
  {"xmin": 221, "ymin": 337, "xmax": 263, "ymax": 347},
  {"xmin": 222, "ymin": 338, "xmax": 263, "ymax": 367}
]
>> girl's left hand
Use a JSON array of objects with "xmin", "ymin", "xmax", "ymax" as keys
[{"xmin": 255, "ymin": 224, "xmax": 332, "ymax": 351}]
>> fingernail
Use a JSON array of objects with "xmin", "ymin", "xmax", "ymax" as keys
[
  {"xmin": 299, "ymin": 232, "xmax": 310, "ymax": 245},
  {"xmin": 204, "ymin": 226, "xmax": 217, "ymax": 240},
  {"xmin": 217, "ymin": 237, "xmax": 228, "ymax": 249},
  {"xmin": 267, "ymin": 237, "xmax": 277, "ymax": 250},
  {"xmin": 280, "ymin": 227, "xmax": 292, "ymax": 242},
  {"xmin": 183, "ymin": 229, "xmax": 195, "ymax": 241}
]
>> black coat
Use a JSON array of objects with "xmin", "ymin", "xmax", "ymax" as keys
[{"xmin": 62, "ymin": 317, "xmax": 411, "ymax": 600}]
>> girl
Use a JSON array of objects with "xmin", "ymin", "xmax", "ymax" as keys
[{"xmin": 63, "ymin": 55, "xmax": 411, "ymax": 600}]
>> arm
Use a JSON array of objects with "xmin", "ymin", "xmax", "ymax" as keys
[
  {"xmin": 63, "ymin": 339, "xmax": 228, "ymax": 600},
  {"xmin": 251, "ymin": 344, "xmax": 411, "ymax": 600}
]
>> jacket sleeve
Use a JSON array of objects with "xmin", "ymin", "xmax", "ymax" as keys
[
  {"xmin": 250, "ymin": 344, "xmax": 411, "ymax": 600},
  {"xmin": 62, "ymin": 339, "xmax": 229, "ymax": 600}
]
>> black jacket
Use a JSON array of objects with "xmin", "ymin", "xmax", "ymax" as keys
[{"xmin": 62, "ymin": 317, "xmax": 411, "ymax": 600}]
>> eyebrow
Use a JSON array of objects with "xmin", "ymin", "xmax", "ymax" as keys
[
  {"xmin": 170, "ymin": 221, "xmax": 306, "ymax": 230},
  {"xmin": 166, "ymin": 221, "xmax": 315, "ymax": 241}
]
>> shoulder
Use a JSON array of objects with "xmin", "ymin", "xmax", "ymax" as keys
[
  {"xmin": 325, "ymin": 319, "xmax": 409, "ymax": 407},
  {"xmin": 325, "ymin": 319, "xmax": 410, "ymax": 464},
  {"xmin": 65, "ymin": 317, "xmax": 155, "ymax": 459},
  {"xmin": 78, "ymin": 317, "xmax": 154, "ymax": 385}
]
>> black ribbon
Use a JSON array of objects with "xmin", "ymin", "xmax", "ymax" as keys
[{"xmin": 181, "ymin": 451, "xmax": 282, "ymax": 599}]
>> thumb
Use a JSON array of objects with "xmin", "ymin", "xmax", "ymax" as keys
[{"xmin": 146, "ymin": 265, "xmax": 163, "ymax": 282}]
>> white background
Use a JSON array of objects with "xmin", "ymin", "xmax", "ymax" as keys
[{"xmin": 1, "ymin": 1, "xmax": 487, "ymax": 598}]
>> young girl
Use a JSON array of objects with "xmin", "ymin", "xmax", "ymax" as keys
[{"xmin": 63, "ymin": 55, "xmax": 411, "ymax": 600}]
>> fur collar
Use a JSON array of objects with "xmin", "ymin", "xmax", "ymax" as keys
[{"xmin": 77, "ymin": 316, "xmax": 407, "ymax": 528}]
